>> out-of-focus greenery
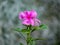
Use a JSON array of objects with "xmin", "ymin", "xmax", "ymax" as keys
[{"xmin": 0, "ymin": 0, "xmax": 60, "ymax": 45}]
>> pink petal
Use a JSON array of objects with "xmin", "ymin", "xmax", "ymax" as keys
[
  {"xmin": 30, "ymin": 10, "xmax": 37, "ymax": 18},
  {"xmin": 24, "ymin": 11, "xmax": 30, "ymax": 15},
  {"xmin": 35, "ymin": 19, "xmax": 41, "ymax": 24},
  {"xmin": 19, "ymin": 12, "xmax": 26, "ymax": 20},
  {"xmin": 30, "ymin": 19, "xmax": 34, "ymax": 26},
  {"xmin": 22, "ymin": 19, "xmax": 30, "ymax": 25},
  {"xmin": 34, "ymin": 19, "xmax": 41, "ymax": 26},
  {"xmin": 24, "ymin": 11, "xmax": 31, "ymax": 19}
]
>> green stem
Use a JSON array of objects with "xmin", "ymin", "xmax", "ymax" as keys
[
  {"xmin": 26, "ymin": 26, "xmax": 31, "ymax": 45},
  {"xmin": 27, "ymin": 33, "xmax": 30, "ymax": 45}
]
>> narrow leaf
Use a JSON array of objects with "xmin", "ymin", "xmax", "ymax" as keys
[
  {"xmin": 39, "ymin": 24, "xmax": 47, "ymax": 29},
  {"xmin": 32, "ymin": 38, "xmax": 46, "ymax": 41},
  {"xmin": 15, "ymin": 28, "xmax": 21, "ymax": 32},
  {"xmin": 21, "ymin": 29, "xmax": 30, "ymax": 33}
]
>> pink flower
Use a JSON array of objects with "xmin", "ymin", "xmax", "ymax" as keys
[
  {"xmin": 19, "ymin": 10, "xmax": 37, "ymax": 20},
  {"xmin": 19, "ymin": 10, "xmax": 41, "ymax": 26}
]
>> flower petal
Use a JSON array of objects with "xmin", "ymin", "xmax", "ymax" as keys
[
  {"xmin": 30, "ymin": 10, "xmax": 37, "ymax": 18},
  {"xmin": 24, "ymin": 11, "xmax": 30, "ymax": 15},
  {"xmin": 30, "ymin": 19, "xmax": 34, "ymax": 26},
  {"xmin": 34, "ymin": 19, "xmax": 41, "ymax": 26},
  {"xmin": 19, "ymin": 12, "xmax": 26, "ymax": 20},
  {"xmin": 22, "ymin": 19, "xmax": 30, "ymax": 25},
  {"xmin": 35, "ymin": 19, "xmax": 41, "ymax": 24}
]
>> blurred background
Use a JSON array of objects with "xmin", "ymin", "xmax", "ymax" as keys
[{"xmin": 0, "ymin": 0, "xmax": 60, "ymax": 45}]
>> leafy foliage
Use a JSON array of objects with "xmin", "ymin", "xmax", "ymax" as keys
[{"xmin": 31, "ymin": 24, "xmax": 47, "ymax": 32}]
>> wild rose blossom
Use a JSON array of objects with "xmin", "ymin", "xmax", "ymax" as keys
[{"xmin": 19, "ymin": 10, "xmax": 41, "ymax": 26}]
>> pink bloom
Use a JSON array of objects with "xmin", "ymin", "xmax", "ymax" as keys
[
  {"xmin": 19, "ymin": 10, "xmax": 41, "ymax": 26},
  {"xmin": 19, "ymin": 10, "xmax": 37, "ymax": 20}
]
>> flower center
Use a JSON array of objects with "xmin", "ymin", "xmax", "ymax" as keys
[{"xmin": 27, "ymin": 15, "xmax": 31, "ymax": 19}]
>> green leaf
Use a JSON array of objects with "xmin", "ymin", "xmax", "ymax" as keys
[
  {"xmin": 32, "ymin": 38, "xmax": 46, "ymax": 41},
  {"xmin": 39, "ymin": 24, "xmax": 47, "ymax": 29},
  {"xmin": 15, "ymin": 28, "xmax": 21, "ymax": 32},
  {"xmin": 15, "ymin": 28, "xmax": 31, "ymax": 33},
  {"xmin": 31, "ymin": 24, "xmax": 47, "ymax": 32},
  {"xmin": 20, "ymin": 43, "xmax": 23, "ymax": 45},
  {"xmin": 27, "ymin": 37, "xmax": 35, "ymax": 45},
  {"xmin": 29, "ymin": 40, "xmax": 35, "ymax": 45},
  {"xmin": 21, "ymin": 29, "xmax": 30, "ymax": 33},
  {"xmin": 31, "ymin": 26, "xmax": 40, "ymax": 32}
]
